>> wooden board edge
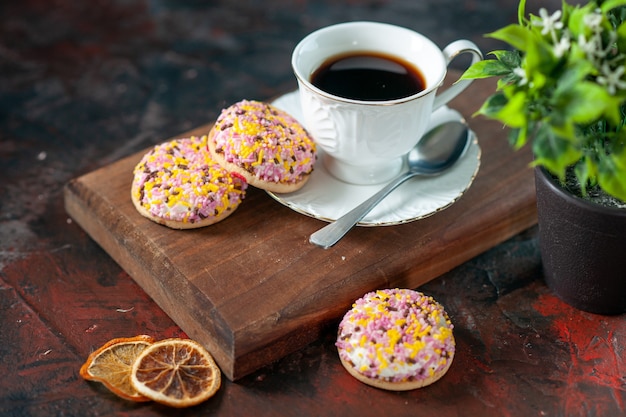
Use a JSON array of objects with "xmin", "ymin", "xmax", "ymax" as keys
[
  {"xmin": 63, "ymin": 177, "xmax": 239, "ymax": 380},
  {"xmin": 229, "ymin": 199, "xmax": 538, "ymax": 379}
]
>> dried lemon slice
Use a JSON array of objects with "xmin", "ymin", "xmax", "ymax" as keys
[
  {"xmin": 79, "ymin": 335, "xmax": 155, "ymax": 401},
  {"xmin": 130, "ymin": 338, "xmax": 221, "ymax": 408}
]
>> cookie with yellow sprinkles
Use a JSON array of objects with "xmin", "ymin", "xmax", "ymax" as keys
[
  {"xmin": 207, "ymin": 100, "xmax": 317, "ymax": 193},
  {"xmin": 131, "ymin": 135, "xmax": 247, "ymax": 229},
  {"xmin": 336, "ymin": 288, "xmax": 455, "ymax": 391}
]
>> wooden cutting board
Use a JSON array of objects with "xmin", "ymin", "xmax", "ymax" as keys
[{"xmin": 64, "ymin": 77, "xmax": 537, "ymax": 381}]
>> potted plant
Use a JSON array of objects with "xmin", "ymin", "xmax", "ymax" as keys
[{"xmin": 462, "ymin": 0, "xmax": 626, "ymax": 314}]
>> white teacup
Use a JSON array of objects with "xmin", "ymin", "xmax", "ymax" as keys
[{"xmin": 292, "ymin": 21, "xmax": 482, "ymax": 185}]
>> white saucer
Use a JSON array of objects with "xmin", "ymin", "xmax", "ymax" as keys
[{"xmin": 268, "ymin": 91, "xmax": 481, "ymax": 226}]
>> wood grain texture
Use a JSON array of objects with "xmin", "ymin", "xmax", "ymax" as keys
[{"xmin": 63, "ymin": 77, "xmax": 537, "ymax": 380}]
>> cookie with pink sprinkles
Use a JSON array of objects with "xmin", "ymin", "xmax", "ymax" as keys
[
  {"xmin": 207, "ymin": 100, "xmax": 317, "ymax": 193},
  {"xmin": 336, "ymin": 288, "xmax": 455, "ymax": 391},
  {"xmin": 131, "ymin": 135, "xmax": 247, "ymax": 229}
]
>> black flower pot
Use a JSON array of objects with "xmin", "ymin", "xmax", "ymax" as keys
[{"xmin": 535, "ymin": 167, "xmax": 626, "ymax": 315}]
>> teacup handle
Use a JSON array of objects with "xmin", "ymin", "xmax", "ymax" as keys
[{"xmin": 433, "ymin": 40, "xmax": 483, "ymax": 110}]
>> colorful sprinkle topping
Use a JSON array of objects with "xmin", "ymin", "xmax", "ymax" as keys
[
  {"xmin": 211, "ymin": 100, "xmax": 316, "ymax": 184},
  {"xmin": 132, "ymin": 135, "xmax": 247, "ymax": 224},
  {"xmin": 336, "ymin": 288, "xmax": 455, "ymax": 382}
]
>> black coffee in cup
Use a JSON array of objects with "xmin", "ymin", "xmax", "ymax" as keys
[{"xmin": 310, "ymin": 51, "xmax": 426, "ymax": 101}]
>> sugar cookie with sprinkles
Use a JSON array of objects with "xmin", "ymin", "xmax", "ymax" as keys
[
  {"xmin": 336, "ymin": 288, "xmax": 455, "ymax": 391},
  {"xmin": 131, "ymin": 135, "xmax": 247, "ymax": 229},
  {"xmin": 207, "ymin": 100, "xmax": 317, "ymax": 193}
]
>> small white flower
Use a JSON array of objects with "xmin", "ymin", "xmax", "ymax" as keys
[
  {"xmin": 533, "ymin": 8, "xmax": 564, "ymax": 36},
  {"xmin": 596, "ymin": 63, "xmax": 626, "ymax": 95},
  {"xmin": 513, "ymin": 67, "xmax": 528, "ymax": 86},
  {"xmin": 578, "ymin": 32, "xmax": 606, "ymax": 63},
  {"xmin": 553, "ymin": 32, "xmax": 571, "ymax": 58},
  {"xmin": 583, "ymin": 10, "xmax": 603, "ymax": 32},
  {"xmin": 578, "ymin": 34, "xmax": 596, "ymax": 55}
]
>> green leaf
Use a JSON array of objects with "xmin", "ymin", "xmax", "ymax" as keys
[
  {"xmin": 490, "ymin": 50, "xmax": 522, "ymax": 68},
  {"xmin": 601, "ymin": 0, "xmax": 626, "ymax": 14},
  {"xmin": 524, "ymin": 34, "xmax": 559, "ymax": 78},
  {"xmin": 508, "ymin": 125, "xmax": 530, "ymax": 149},
  {"xmin": 529, "ymin": 70, "xmax": 548, "ymax": 90},
  {"xmin": 546, "ymin": 116, "xmax": 577, "ymax": 142},
  {"xmin": 602, "ymin": 94, "xmax": 624, "ymax": 126},
  {"xmin": 549, "ymin": 61, "xmax": 618, "ymax": 127},
  {"xmin": 568, "ymin": 2, "xmax": 599, "ymax": 37},
  {"xmin": 486, "ymin": 24, "xmax": 534, "ymax": 52},
  {"xmin": 598, "ymin": 131, "xmax": 626, "ymax": 201},
  {"xmin": 460, "ymin": 59, "xmax": 511, "ymax": 80},
  {"xmin": 598, "ymin": 155, "xmax": 626, "ymax": 201},
  {"xmin": 497, "ymin": 73, "xmax": 520, "ymax": 88},
  {"xmin": 559, "ymin": 82, "xmax": 611, "ymax": 124},
  {"xmin": 518, "ymin": 0, "xmax": 528, "ymax": 25},
  {"xmin": 566, "ymin": 41, "xmax": 590, "ymax": 65},
  {"xmin": 577, "ymin": 155, "xmax": 604, "ymax": 196},
  {"xmin": 617, "ymin": 21, "xmax": 626, "ymax": 52},
  {"xmin": 531, "ymin": 124, "xmax": 583, "ymax": 179},
  {"xmin": 495, "ymin": 91, "xmax": 527, "ymax": 127},
  {"xmin": 560, "ymin": 0, "xmax": 579, "ymax": 22},
  {"xmin": 474, "ymin": 91, "xmax": 508, "ymax": 118},
  {"xmin": 611, "ymin": 132, "xmax": 626, "ymax": 169},
  {"xmin": 612, "ymin": 5, "xmax": 626, "ymax": 26}
]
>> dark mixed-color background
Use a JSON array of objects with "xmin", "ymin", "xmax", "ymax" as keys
[{"xmin": 2, "ymin": 1, "xmax": 623, "ymax": 416}]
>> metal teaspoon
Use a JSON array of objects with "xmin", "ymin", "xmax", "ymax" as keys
[{"xmin": 309, "ymin": 120, "xmax": 470, "ymax": 249}]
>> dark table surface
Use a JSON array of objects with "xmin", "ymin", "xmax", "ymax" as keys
[{"xmin": 2, "ymin": 0, "xmax": 625, "ymax": 416}]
